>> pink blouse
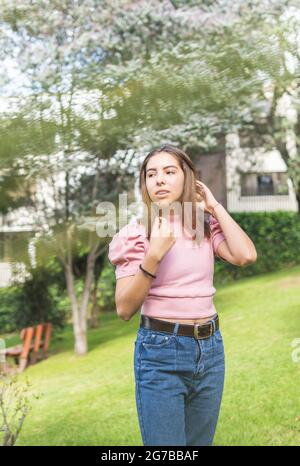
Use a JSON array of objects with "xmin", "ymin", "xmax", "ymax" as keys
[{"xmin": 107, "ymin": 214, "xmax": 226, "ymax": 319}]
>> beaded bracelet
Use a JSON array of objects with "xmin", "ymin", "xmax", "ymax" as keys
[{"xmin": 139, "ymin": 264, "xmax": 157, "ymax": 279}]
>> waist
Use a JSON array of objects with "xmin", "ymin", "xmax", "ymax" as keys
[
  {"xmin": 140, "ymin": 313, "xmax": 220, "ymax": 339},
  {"xmin": 142, "ymin": 295, "xmax": 217, "ymax": 320},
  {"xmin": 147, "ymin": 286, "xmax": 216, "ymax": 298}
]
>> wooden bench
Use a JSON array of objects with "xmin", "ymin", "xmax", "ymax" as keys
[{"xmin": 0, "ymin": 322, "xmax": 52, "ymax": 374}]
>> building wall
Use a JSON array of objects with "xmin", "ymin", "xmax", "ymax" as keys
[
  {"xmin": 194, "ymin": 152, "xmax": 227, "ymax": 209},
  {"xmin": 226, "ymin": 133, "xmax": 298, "ymax": 212}
]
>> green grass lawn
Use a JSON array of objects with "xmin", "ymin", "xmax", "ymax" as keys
[{"xmin": 1, "ymin": 265, "xmax": 300, "ymax": 446}]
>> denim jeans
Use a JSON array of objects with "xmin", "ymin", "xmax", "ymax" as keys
[{"xmin": 133, "ymin": 318, "xmax": 225, "ymax": 446}]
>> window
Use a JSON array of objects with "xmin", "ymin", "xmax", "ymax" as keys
[
  {"xmin": 241, "ymin": 172, "xmax": 289, "ymax": 196},
  {"xmin": 257, "ymin": 174, "xmax": 273, "ymax": 195}
]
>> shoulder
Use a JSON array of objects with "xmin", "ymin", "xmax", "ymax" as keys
[
  {"xmin": 108, "ymin": 219, "xmax": 147, "ymax": 266},
  {"xmin": 111, "ymin": 218, "xmax": 146, "ymax": 241}
]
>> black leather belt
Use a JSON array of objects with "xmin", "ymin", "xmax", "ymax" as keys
[{"xmin": 140, "ymin": 314, "xmax": 219, "ymax": 340}]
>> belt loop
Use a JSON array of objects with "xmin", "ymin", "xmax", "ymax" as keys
[
  {"xmin": 173, "ymin": 322, "xmax": 180, "ymax": 336},
  {"xmin": 210, "ymin": 318, "xmax": 216, "ymax": 334}
]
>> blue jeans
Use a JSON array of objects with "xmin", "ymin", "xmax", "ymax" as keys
[{"xmin": 134, "ymin": 318, "xmax": 225, "ymax": 446}]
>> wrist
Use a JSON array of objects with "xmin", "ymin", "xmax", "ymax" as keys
[
  {"xmin": 139, "ymin": 263, "xmax": 156, "ymax": 279},
  {"xmin": 145, "ymin": 249, "xmax": 162, "ymax": 266},
  {"xmin": 209, "ymin": 201, "xmax": 221, "ymax": 216}
]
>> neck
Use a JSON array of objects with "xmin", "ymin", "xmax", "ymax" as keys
[{"xmin": 168, "ymin": 211, "xmax": 181, "ymax": 222}]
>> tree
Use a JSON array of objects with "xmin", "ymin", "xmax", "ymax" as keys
[
  {"xmin": 0, "ymin": 0, "xmax": 232, "ymax": 354},
  {"xmin": 1, "ymin": 0, "xmax": 299, "ymax": 357}
]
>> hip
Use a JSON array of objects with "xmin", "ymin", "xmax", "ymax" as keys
[{"xmin": 134, "ymin": 322, "xmax": 225, "ymax": 376}]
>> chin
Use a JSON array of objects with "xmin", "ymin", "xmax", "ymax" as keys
[{"xmin": 153, "ymin": 199, "xmax": 172, "ymax": 207}]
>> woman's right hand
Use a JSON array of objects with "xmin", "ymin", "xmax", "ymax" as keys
[{"xmin": 148, "ymin": 216, "xmax": 177, "ymax": 263}]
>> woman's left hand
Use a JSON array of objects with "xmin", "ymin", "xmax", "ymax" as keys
[{"xmin": 196, "ymin": 180, "xmax": 219, "ymax": 215}]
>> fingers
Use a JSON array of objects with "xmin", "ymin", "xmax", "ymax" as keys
[
  {"xmin": 196, "ymin": 180, "xmax": 206, "ymax": 192},
  {"xmin": 156, "ymin": 216, "xmax": 174, "ymax": 237},
  {"xmin": 196, "ymin": 183, "xmax": 205, "ymax": 201},
  {"xmin": 158, "ymin": 203, "xmax": 162, "ymax": 227},
  {"xmin": 155, "ymin": 215, "xmax": 161, "ymax": 230},
  {"xmin": 196, "ymin": 181, "xmax": 205, "ymax": 191}
]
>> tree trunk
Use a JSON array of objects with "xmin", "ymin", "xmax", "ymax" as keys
[
  {"xmin": 89, "ymin": 284, "xmax": 100, "ymax": 329},
  {"xmin": 73, "ymin": 318, "xmax": 87, "ymax": 355},
  {"xmin": 296, "ymin": 190, "xmax": 300, "ymax": 217},
  {"xmin": 65, "ymin": 264, "xmax": 88, "ymax": 355},
  {"xmin": 64, "ymin": 249, "xmax": 97, "ymax": 355}
]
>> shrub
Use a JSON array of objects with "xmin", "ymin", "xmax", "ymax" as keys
[{"xmin": 214, "ymin": 211, "xmax": 300, "ymax": 284}]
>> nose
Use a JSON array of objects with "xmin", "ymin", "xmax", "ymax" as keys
[{"xmin": 156, "ymin": 172, "xmax": 166, "ymax": 185}]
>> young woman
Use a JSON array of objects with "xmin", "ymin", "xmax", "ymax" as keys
[{"xmin": 108, "ymin": 144, "xmax": 257, "ymax": 446}]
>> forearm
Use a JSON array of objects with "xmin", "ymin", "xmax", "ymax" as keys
[
  {"xmin": 212, "ymin": 203, "xmax": 257, "ymax": 262},
  {"xmin": 117, "ymin": 251, "xmax": 160, "ymax": 321}
]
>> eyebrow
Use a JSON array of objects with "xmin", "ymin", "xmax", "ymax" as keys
[{"xmin": 146, "ymin": 165, "xmax": 178, "ymax": 173}]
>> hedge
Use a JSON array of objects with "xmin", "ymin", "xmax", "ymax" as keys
[{"xmin": 214, "ymin": 211, "xmax": 300, "ymax": 285}]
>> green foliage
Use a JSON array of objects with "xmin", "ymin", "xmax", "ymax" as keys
[
  {"xmin": 12, "ymin": 265, "xmax": 68, "ymax": 332},
  {"xmin": 98, "ymin": 258, "xmax": 116, "ymax": 312},
  {"xmin": 0, "ymin": 374, "xmax": 40, "ymax": 446},
  {"xmin": 214, "ymin": 211, "xmax": 300, "ymax": 284},
  {"xmin": 7, "ymin": 266, "xmax": 300, "ymax": 445},
  {"xmin": 0, "ymin": 287, "xmax": 19, "ymax": 334},
  {"xmin": 0, "ymin": 231, "xmax": 33, "ymax": 266},
  {"xmin": 0, "ymin": 259, "xmax": 68, "ymax": 334}
]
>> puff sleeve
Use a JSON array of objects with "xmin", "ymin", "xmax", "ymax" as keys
[
  {"xmin": 209, "ymin": 214, "xmax": 226, "ymax": 256},
  {"xmin": 108, "ymin": 223, "xmax": 146, "ymax": 279}
]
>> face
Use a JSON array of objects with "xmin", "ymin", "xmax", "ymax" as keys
[{"xmin": 145, "ymin": 152, "xmax": 185, "ymax": 210}]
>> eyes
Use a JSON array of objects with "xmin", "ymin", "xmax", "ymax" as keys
[{"xmin": 147, "ymin": 171, "xmax": 175, "ymax": 178}]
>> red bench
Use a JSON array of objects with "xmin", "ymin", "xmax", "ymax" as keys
[{"xmin": 0, "ymin": 322, "xmax": 52, "ymax": 374}]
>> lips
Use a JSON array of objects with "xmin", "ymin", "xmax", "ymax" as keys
[{"xmin": 155, "ymin": 190, "xmax": 170, "ymax": 195}]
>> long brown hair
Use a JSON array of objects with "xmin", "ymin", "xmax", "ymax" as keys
[{"xmin": 138, "ymin": 144, "xmax": 211, "ymax": 245}]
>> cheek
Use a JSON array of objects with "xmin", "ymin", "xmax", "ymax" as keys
[
  {"xmin": 146, "ymin": 179, "xmax": 155, "ymax": 196},
  {"xmin": 172, "ymin": 174, "xmax": 184, "ymax": 191}
]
